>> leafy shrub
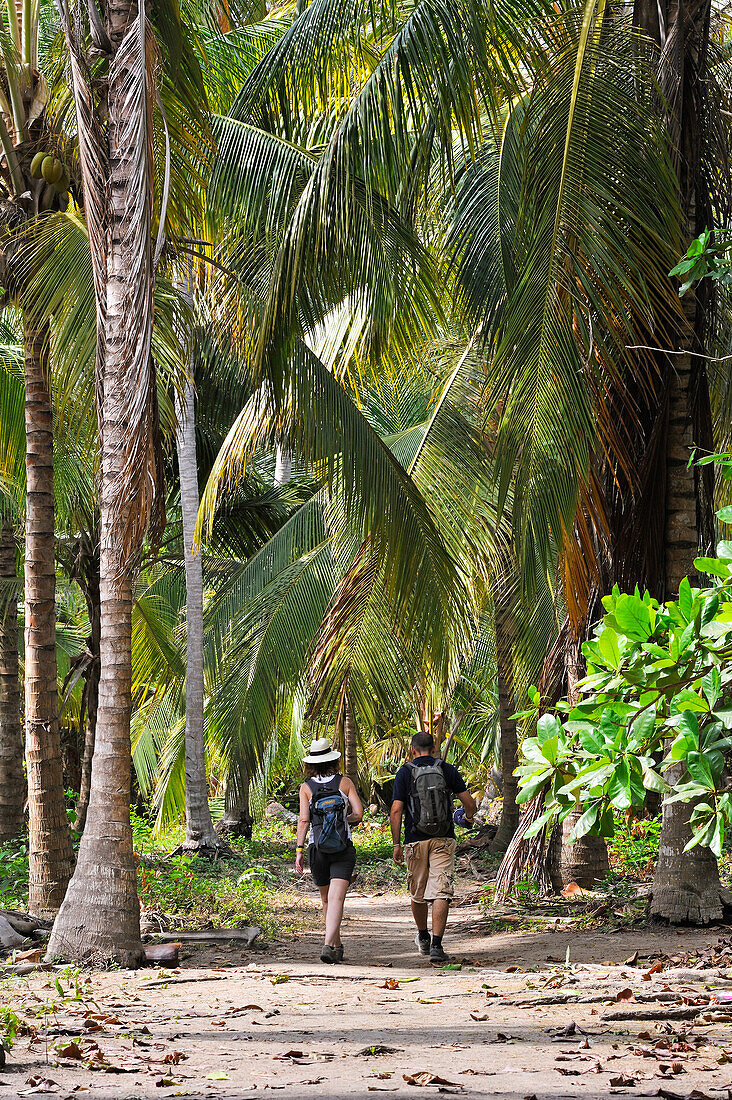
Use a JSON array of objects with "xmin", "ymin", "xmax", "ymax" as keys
[
  {"xmin": 608, "ymin": 816, "xmax": 661, "ymax": 878},
  {"xmin": 515, "ymin": 515, "xmax": 732, "ymax": 857},
  {"xmin": 0, "ymin": 839, "xmax": 29, "ymax": 909}
]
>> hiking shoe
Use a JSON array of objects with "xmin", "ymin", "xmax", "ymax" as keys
[
  {"xmin": 430, "ymin": 943, "xmax": 449, "ymax": 964},
  {"xmin": 415, "ymin": 934, "xmax": 430, "ymax": 957},
  {"xmin": 320, "ymin": 944, "xmax": 338, "ymax": 964},
  {"xmin": 335, "ymin": 945, "xmax": 344, "ymax": 962}
]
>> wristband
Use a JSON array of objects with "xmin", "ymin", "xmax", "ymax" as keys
[{"xmin": 296, "ymin": 846, "xmax": 304, "ymax": 854}]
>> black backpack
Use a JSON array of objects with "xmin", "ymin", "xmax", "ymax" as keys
[
  {"xmin": 308, "ymin": 777, "xmax": 349, "ymax": 853},
  {"xmin": 407, "ymin": 760, "xmax": 453, "ymax": 837}
]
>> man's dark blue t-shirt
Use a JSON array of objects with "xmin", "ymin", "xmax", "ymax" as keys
[{"xmin": 392, "ymin": 755, "xmax": 467, "ymax": 843}]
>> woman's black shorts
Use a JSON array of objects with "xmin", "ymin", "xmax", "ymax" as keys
[{"xmin": 308, "ymin": 841, "xmax": 357, "ymax": 886}]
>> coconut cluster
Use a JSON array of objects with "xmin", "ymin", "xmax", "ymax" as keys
[{"xmin": 29, "ymin": 151, "xmax": 70, "ymax": 197}]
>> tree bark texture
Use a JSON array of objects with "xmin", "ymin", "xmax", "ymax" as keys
[
  {"xmin": 632, "ymin": 0, "xmax": 721, "ymax": 922},
  {"xmin": 343, "ymin": 695, "xmax": 358, "ymax": 784},
  {"xmin": 651, "ymin": 765, "xmax": 722, "ymax": 923},
  {"xmin": 48, "ymin": 0, "xmax": 159, "ymax": 964},
  {"xmin": 549, "ymin": 810, "xmax": 609, "ymax": 892},
  {"xmin": 73, "ymin": 558, "xmax": 100, "ymax": 835},
  {"xmin": 176, "ymin": 377, "xmax": 219, "ymax": 850},
  {"xmin": 0, "ymin": 519, "xmax": 24, "ymax": 841},
  {"xmin": 24, "ymin": 319, "xmax": 73, "ymax": 915},
  {"xmin": 490, "ymin": 609, "xmax": 520, "ymax": 855},
  {"xmin": 216, "ymin": 771, "xmax": 253, "ymax": 839}
]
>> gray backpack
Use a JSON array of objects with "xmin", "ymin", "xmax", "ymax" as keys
[{"xmin": 407, "ymin": 760, "xmax": 453, "ymax": 836}]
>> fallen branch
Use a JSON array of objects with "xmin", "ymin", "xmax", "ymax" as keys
[
  {"xmin": 602, "ymin": 1005, "xmax": 725, "ymax": 1022},
  {"xmin": 147, "ymin": 927, "xmax": 261, "ymax": 946},
  {"xmin": 507, "ymin": 991, "xmax": 682, "ymax": 1007}
]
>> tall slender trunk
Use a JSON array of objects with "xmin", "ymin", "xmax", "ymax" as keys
[
  {"xmin": 73, "ymin": 559, "xmax": 100, "ymax": 835},
  {"xmin": 274, "ymin": 443, "xmax": 291, "ymax": 486},
  {"xmin": 176, "ymin": 376, "xmax": 219, "ymax": 850},
  {"xmin": 630, "ymin": 0, "xmax": 722, "ymax": 922},
  {"xmin": 0, "ymin": 518, "xmax": 24, "ymax": 841},
  {"xmin": 343, "ymin": 695, "xmax": 358, "ymax": 784},
  {"xmin": 216, "ymin": 770, "xmax": 253, "ymax": 839},
  {"xmin": 24, "ymin": 318, "xmax": 73, "ymax": 915},
  {"xmin": 652, "ymin": 323, "xmax": 721, "ymax": 917},
  {"xmin": 490, "ymin": 606, "xmax": 519, "ymax": 854},
  {"xmin": 48, "ymin": 0, "xmax": 158, "ymax": 964}
]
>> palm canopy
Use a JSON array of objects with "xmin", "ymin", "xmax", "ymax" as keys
[{"xmin": 209, "ymin": 0, "xmax": 683, "ymax": 603}]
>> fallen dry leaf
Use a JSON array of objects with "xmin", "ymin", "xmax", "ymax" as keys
[
  {"xmin": 55, "ymin": 1042, "xmax": 82, "ymax": 1060},
  {"xmin": 616, "ymin": 988, "xmax": 635, "ymax": 1003},
  {"xmin": 403, "ymin": 1072, "xmax": 463, "ymax": 1088},
  {"xmin": 381, "ymin": 979, "xmax": 400, "ymax": 990},
  {"xmin": 609, "ymin": 1073, "xmax": 636, "ymax": 1086},
  {"xmin": 22, "ymin": 1078, "xmax": 60, "ymax": 1095}
]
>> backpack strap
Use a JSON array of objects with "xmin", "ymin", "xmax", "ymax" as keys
[{"xmin": 307, "ymin": 774, "xmax": 342, "ymax": 797}]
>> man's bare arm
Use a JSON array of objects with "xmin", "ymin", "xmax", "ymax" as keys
[
  {"xmin": 458, "ymin": 790, "xmax": 478, "ymax": 824},
  {"xmin": 390, "ymin": 800, "xmax": 404, "ymax": 862}
]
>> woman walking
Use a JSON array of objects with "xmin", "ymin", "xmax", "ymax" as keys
[{"xmin": 295, "ymin": 737, "xmax": 363, "ymax": 963}]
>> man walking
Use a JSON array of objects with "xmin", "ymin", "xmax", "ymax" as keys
[{"xmin": 390, "ymin": 731, "xmax": 477, "ymax": 963}]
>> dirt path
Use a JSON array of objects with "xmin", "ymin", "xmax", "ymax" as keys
[{"xmin": 4, "ymin": 890, "xmax": 732, "ymax": 1099}]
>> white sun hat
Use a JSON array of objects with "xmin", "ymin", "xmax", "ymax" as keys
[{"xmin": 303, "ymin": 737, "xmax": 341, "ymax": 765}]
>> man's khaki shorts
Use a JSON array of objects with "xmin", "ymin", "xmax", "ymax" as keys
[{"xmin": 405, "ymin": 837, "xmax": 456, "ymax": 902}]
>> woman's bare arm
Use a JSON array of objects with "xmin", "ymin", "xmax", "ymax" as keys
[
  {"xmin": 296, "ymin": 784, "xmax": 311, "ymax": 848},
  {"xmin": 341, "ymin": 777, "xmax": 363, "ymax": 825}
]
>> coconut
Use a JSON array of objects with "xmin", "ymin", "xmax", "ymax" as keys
[
  {"xmin": 41, "ymin": 156, "xmax": 63, "ymax": 185},
  {"xmin": 30, "ymin": 152, "xmax": 46, "ymax": 179}
]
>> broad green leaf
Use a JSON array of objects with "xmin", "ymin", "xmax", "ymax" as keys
[
  {"xmin": 686, "ymin": 752, "xmax": 716, "ymax": 790},
  {"xmin": 568, "ymin": 804, "xmax": 598, "ymax": 843},
  {"xmin": 613, "ymin": 594, "xmax": 653, "ymax": 641},
  {"xmin": 536, "ymin": 713, "xmax": 562, "ymax": 745},
  {"xmin": 607, "ymin": 758, "xmax": 632, "ymax": 810},
  {"xmin": 694, "ymin": 557, "xmax": 730, "ymax": 579},
  {"xmin": 597, "ymin": 627, "xmax": 621, "ymax": 669},
  {"xmin": 641, "ymin": 766, "xmax": 669, "ymax": 793}
]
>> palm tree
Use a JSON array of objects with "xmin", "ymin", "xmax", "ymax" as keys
[
  {"xmin": 627, "ymin": 0, "xmax": 727, "ymax": 924},
  {"xmin": 46, "ymin": 0, "xmax": 196, "ymax": 962},
  {"xmin": 0, "ymin": 514, "xmax": 23, "ymax": 840},
  {"xmin": 0, "ymin": 0, "xmax": 78, "ymax": 913},
  {"xmin": 175, "ymin": 368, "xmax": 222, "ymax": 852}
]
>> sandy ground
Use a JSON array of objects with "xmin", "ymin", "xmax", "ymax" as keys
[{"xmin": 3, "ymin": 888, "xmax": 732, "ymax": 1099}]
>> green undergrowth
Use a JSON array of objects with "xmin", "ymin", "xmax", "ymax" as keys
[
  {"xmin": 135, "ymin": 812, "xmax": 402, "ymax": 935},
  {"xmin": 0, "ymin": 811, "xmax": 402, "ymax": 940}
]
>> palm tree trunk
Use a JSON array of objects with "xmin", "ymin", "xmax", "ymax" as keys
[
  {"xmin": 217, "ymin": 770, "xmax": 253, "ymax": 839},
  {"xmin": 47, "ymin": 512, "xmax": 145, "ymax": 963},
  {"xmin": 176, "ymin": 377, "xmax": 219, "ymax": 851},
  {"xmin": 274, "ymin": 443, "xmax": 292, "ymax": 486},
  {"xmin": 343, "ymin": 695, "xmax": 358, "ymax": 784},
  {"xmin": 549, "ymin": 810, "xmax": 609, "ymax": 891},
  {"xmin": 0, "ymin": 518, "xmax": 24, "ymax": 841},
  {"xmin": 630, "ymin": 0, "xmax": 722, "ymax": 923},
  {"xmin": 47, "ymin": 0, "xmax": 158, "ymax": 964},
  {"xmin": 490, "ymin": 604, "xmax": 520, "ymax": 854},
  {"xmin": 651, "ymin": 763, "xmax": 721, "ymax": 922},
  {"xmin": 24, "ymin": 318, "xmax": 73, "ymax": 915},
  {"xmin": 73, "ymin": 562, "xmax": 100, "ymax": 835}
]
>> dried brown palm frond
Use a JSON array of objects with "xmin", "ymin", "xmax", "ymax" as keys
[
  {"xmin": 56, "ymin": 0, "xmax": 165, "ymax": 566},
  {"xmin": 493, "ymin": 791, "xmax": 553, "ymax": 903}
]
